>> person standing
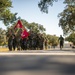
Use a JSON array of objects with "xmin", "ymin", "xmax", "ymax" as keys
[
  {"xmin": 59, "ymin": 35, "xmax": 64, "ymax": 50},
  {"xmin": 12, "ymin": 34, "xmax": 16, "ymax": 50},
  {"xmin": 6, "ymin": 29, "xmax": 13, "ymax": 51}
]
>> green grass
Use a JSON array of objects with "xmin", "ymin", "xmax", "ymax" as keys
[{"xmin": 0, "ymin": 48, "xmax": 9, "ymax": 52}]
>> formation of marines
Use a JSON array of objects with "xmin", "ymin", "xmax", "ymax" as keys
[{"xmin": 6, "ymin": 29, "xmax": 47, "ymax": 51}]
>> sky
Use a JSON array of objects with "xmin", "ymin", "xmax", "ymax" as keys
[{"xmin": 0, "ymin": 0, "xmax": 66, "ymax": 37}]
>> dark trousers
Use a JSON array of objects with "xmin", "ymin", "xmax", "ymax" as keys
[
  {"xmin": 60, "ymin": 41, "xmax": 63, "ymax": 49},
  {"xmin": 12, "ymin": 44, "xmax": 16, "ymax": 50},
  {"xmin": 8, "ymin": 44, "xmax": 12, "ymax": 51}
]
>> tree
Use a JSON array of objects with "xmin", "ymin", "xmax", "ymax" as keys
[
  {"xmin": 38, "ymin": 24, "xmax": 46, "ymax": 33},
  {"xmin": 58, "ymin": 0, "xmax": 75, "ymax": 35},
  {"xmin": 38, "ymin": 0, "xmax": 75, "ymax": 36},
  {"xmin": 0, "ymin": 28, "xmax": 6, "ymax": 46},
  {"xmin": 0, "ymin": 0, "xmax": 17, "ymax": 26},
  {"xmin": 38, "ymin": 0, "xmax": 58, "ymax": 13},
  {"xmin": 65, "ymin": 32, "xmax": 75, "ymax": 45},
  {"xmin": 46, "ymin": 34, "xmax": 59, "ymax": 46}
]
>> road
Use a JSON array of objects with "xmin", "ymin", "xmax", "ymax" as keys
[{"xmin": 0, "ymin": 49, "xmax": 75, "ymax": 75}]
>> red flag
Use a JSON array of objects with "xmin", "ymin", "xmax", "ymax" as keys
[
  {"xmin": 21, "ymin": 29, "xmax": 29, "ymax": 39},
  {"xmin": 14, "ymin": 20, "xmax": 23, "ymax": 29}
]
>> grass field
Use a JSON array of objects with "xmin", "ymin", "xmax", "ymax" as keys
[{"xmin": 0, "ymin": 48, "xmax": 9, "ymax": 52}]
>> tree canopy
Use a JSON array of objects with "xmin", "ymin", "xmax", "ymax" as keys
[
  {"xmin": 65, "ymin": 32, "xmax": 75, "ymax": 45},
  {"xmin": 0, "ymin": 0, "xmax": 17, "ymax": 26},
  {"xmin": 58, "ymin": 0, "xmax": 75, "ymax": 35},
  {"xmin": 46, "ymin": 34, "xmax": 59, "ymax": 46},
  {"xmin": 38, "ymin": 0, "xmax": 58, "ymax": 13},
  {"xmin": 38, "ymin": 0, "xmax": 75, "ymax": 35}
]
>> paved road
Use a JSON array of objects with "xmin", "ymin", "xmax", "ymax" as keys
[{"xmin": 0, "ymin": 49, "xmax": 75, "ymax": 75}]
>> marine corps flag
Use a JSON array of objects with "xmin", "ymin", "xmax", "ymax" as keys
[
  {"xmin": 14, "ymin": 20, "xmax": 23, "ymax": 29},
  {"xmin": 21, "ymin": 29, "xmax": 29, "ymax": 39},
  {"xmin": 14, "ymin": 20, "xmax": 29, "ymax": 39}
]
